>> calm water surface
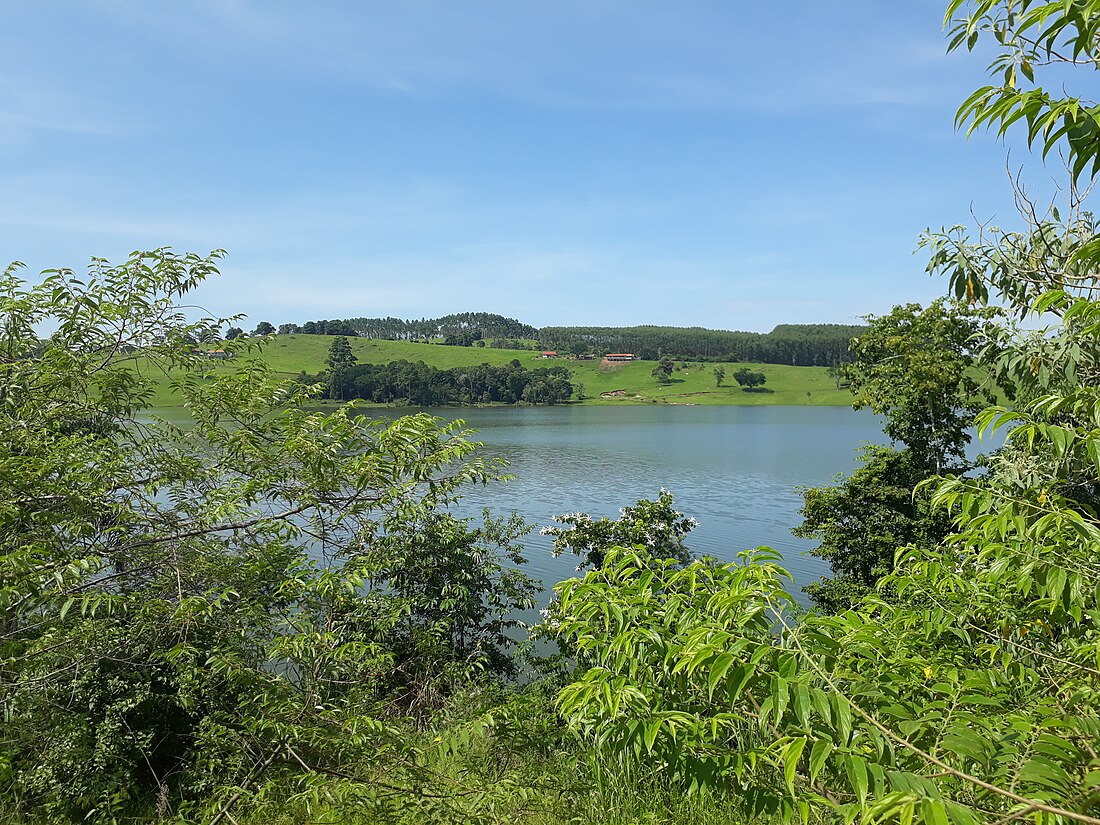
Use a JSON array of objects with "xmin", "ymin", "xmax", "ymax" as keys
[
  {"xmin": 369, "ymin": 405, "xmax": 889, "ymax": 602},
  {"xmin": 146, "ymin": 404, "xmax": 891, "ymax": 603}
]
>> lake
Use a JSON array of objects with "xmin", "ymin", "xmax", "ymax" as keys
[
  {"xmin": 363, "ymin": 404, "xmax": 890, "ymax": 603},
  {"xmin": 144, "ymin": 403, "xmax": 894, "ymax": 604}
]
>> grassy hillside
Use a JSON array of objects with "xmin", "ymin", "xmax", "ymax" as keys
[
  {"xmin": 141, "ymin": 335, "xmax": 853, "ymax": 407},
  {"xmin": 571, "ymin": 359, "xmax": 849, "ymax": 406}
]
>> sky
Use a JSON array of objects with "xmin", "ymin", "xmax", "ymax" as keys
[{"xmin": 0, "ymin": 1, "xmax": 1060, "ymax": 332}]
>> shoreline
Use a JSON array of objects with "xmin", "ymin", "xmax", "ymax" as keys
[{"xmin": 143, "ymin": 394, "xmax": 855, "ymax": 415}]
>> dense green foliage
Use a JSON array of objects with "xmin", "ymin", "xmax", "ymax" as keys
[
  {"xmin": 5, "ymin": 3, "xmax": 1100, "ymax": 824},
  {"xmin": 323, "ymin": 358, "xmax": 574, "ymax": 405},
  {"xmin": 284, "ymin": 312, "xmax": 539, "ymax": 343},
  {"xmin": 0, "ymin": 254, "xmax": 555, "ymax": 822},
  {"xmin": 843, "ymin": 301, "xmax": 997, "ymax": 472},
  {"xmin": 795, "ymin": 446, "xmax": 953, "ymax": 612},
  {"xmin": 544, "ymin": 4, "xmax": 1100, "ymax": 823},
  {"xmin": 797, "ymin": 300, "xmax": 995, "ymax": 610},
  {"xmin": 539, "ymin": 323, "xmax": 865, "ymax": 366},
  {"xmin": 541, "ymin": 490, "xmax": 698, "ymax": 572}
]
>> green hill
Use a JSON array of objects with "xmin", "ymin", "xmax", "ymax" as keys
[{"xmin": 141, "ymin": 335, "xmax": 854, "ymax": 408}]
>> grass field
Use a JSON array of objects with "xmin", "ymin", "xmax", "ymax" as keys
[{"xmin": 141, "ymin": 334, "xmax": 854, "ymax": 408}]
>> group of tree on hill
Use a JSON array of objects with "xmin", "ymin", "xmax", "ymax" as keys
[
  {"xmin": 732, "ymin": 367, "xmax": 767, "ymax": 390},
  {"xmin": 538, "ymin": 323, "xmax": 864, "ymax": 366},
  {"xmin": 4, "ymin": 3, "xmax": 1100, "ymax": 823},
  {"xmin": 320, "ymin": 338, "xmax": 573, "ymax": 405},
  {"xmin": 278, "ymin": 318, "xmax": 360, "ymax": 337},
  {"xmin": 260, "ymin": 313, "xmax": 863, "ymax": 367},
  {"xmin": 276, "ymin": 312, "xmax": 538, "ymax": 343}
]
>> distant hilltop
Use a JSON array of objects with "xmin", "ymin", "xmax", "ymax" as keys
[
  {"xmin": 537, "ymin": 323, "xmax": 867, "ymax": 367},
  {"xmin": 257, "ymin": 312, "xmax": 866, "ymax": 368},
  {"xmin": 274, "ymin": 312, "xmax": 538, "ymax": 343}
]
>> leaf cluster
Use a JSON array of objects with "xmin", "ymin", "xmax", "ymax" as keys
[{"xmin": 0, "ymin": 252, "xmax": 545, "ymax": 822}]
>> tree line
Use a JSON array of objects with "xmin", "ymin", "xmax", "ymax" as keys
[
  {"xmin": 269, "ymin": 314, "xmax": 863, "ymax": 366},
  {"xmin": 327, "ymin": 361, "xmax": 573, "ymax": 405},
  {"xmin": 538, "ymin": 323, "xmax": 865, "ymax": 365},
  {"xmin": 322, "ymin": 338, "xmax": 574, "ymax": 405},
  {"xmin": 277, "ymin": 312, "xmax": 539, "ymax": 342}
]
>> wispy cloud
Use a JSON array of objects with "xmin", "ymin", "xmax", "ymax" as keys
[
  {"xmin": 0, "ymin": 75, "xmax": 137, "ymax": 139},
  {"xmin": 0, "ymin": 1, "xmax": 1024, "ymax": 333},
  {"xmin": 69, "ymin": 0, "xmax": 956, "ymax": 113}
]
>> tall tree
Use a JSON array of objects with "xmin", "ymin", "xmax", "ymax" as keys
[
  {"xmin": 796, "ymin": 300, "xmax": 995, "ymax": 610},
  {"xmin": 843, "ymin": 300, "xmax": 996, "ymax": 473},
  {"xmin": 325, "ymin": 336, "xmax": 358, "ymax": 400}
]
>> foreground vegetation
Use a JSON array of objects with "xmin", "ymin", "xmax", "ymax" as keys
[{"xmin": 3, "ymin": 2, "xmax": 1100, "ymax": 823}]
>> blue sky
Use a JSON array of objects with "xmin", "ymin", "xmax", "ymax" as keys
[{"xmin": 0, "ymin": 1, "xmax": 1050, "ymax": 331}]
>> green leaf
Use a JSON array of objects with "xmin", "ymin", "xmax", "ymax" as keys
[
  {"xmin": 809, "ymin": 738, "xmax": 833, "ymax": 782},
  {"xmin": 812, "ymin": 688, "xmax": 832, "ymax": 725},
  {"xmin": 834, "ymin": 694, "xmax": 853, "ymax": 745},
  {"xmin": 845, "ymin": 755, "xmax": 869, "ymax": 804},
  {"xmin": 921, "ymin": 797, "xmax": 950, "ymax": 825},
  {"xmin": 942, "ymin": 731, "xmax": 989, "ymax": 763},
  {"xmin": 784, "ymin": 737, "xmax": 807, "ymax": 793},
  {"xmin": 707, "ymin": 652, "xmax": 736, "ymax": 698},
  {"xmin": 643, "ymin": 720, "xmax": 661, "ymax": 753}
]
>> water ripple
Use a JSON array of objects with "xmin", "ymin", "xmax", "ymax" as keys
[{"xmin": 391, "ymin": 405, "xmax": 891, "ymax": 604}]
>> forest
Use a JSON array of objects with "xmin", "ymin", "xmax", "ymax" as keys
[
  {"xmin": 281, "ymin": 312, "xmax": 540, "ymax": 343},
  {"xmin": 537, "ymin": 323, "xmax": 866, "ymax": 366},
  {"xmin": 279, "ymin": 315, "xmax": 864, "ymax": 367},
  {"xmin": 322, "ymin": 351, "xmax": 575, "ymax": 405},
  {"xmin": 2, "ymin": 2, "xmax": 1099, "ymax": 824}
]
